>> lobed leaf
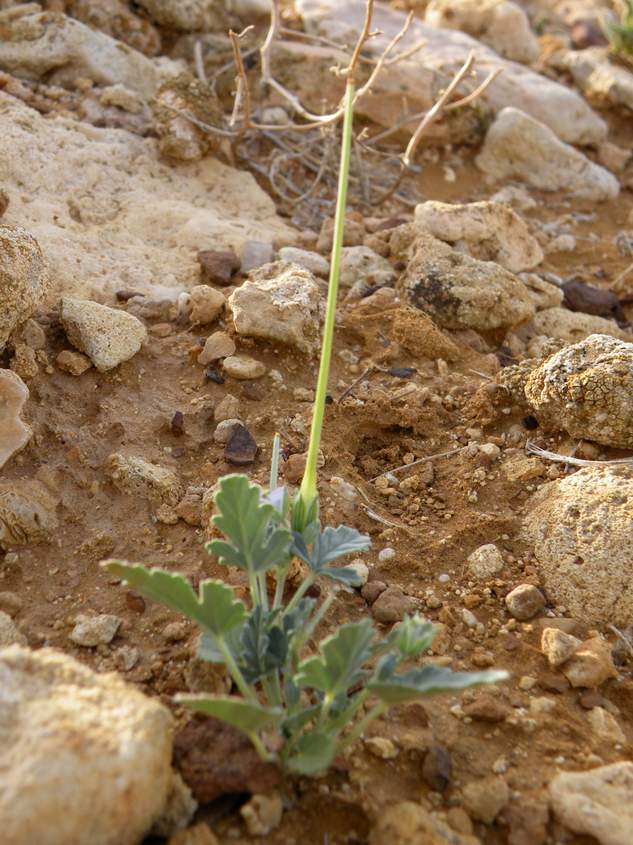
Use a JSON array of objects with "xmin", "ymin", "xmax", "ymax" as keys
[
  {"xmin": 368, "ymin": 665, "xmax": 509, "ymax": 705},
  {"xmin": 284, "ymin": 730, "xmax": 338, "ymax": 775},
  {"xmin": 295, "ymin": 619, "xmax": 375, "ymax": 696},
  {"xmin": 176, "ymin": 694, "xmax": 283, "ymax": 734}
]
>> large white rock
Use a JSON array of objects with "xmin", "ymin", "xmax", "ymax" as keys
[
  {"xmin": 0, "ymin": 645, "xmax": 175, "ymax": 845},
  {"xmin": 297, "ymin": 0, "xmax": 606, "ymax": 145},
  {"xmin": 523, "ymin": 466, "xmax": 633, "ymax": 625},
  {"xmin": 556, "ymin": 48, "xmax": 633, "ymax": 114},
  {"xmin": 476, "ymin": 108, "xmax": 619, "ymax": 201},
  {"xmin": 61, "ymin": 298, "xmax": 147, "ymax": 372},
  {"xmin": 229, "ymin": 261, "xmax": 322, "ymax": 354},
  {"xmin": 425, "ymin": 0, "xmax": 539, "ymax": 64},
  {"xmin": 414, "ymin": 201, "xmax": 543, "ymax": 273},
  {"xmin": 525, "ymin": 307, "xmax": 630, "ymax": 346},
  {"xmin": 0, "ymin": 225, "xmax": 49, "ymax": 349},
  {"xmin": 0, "ymin": 93, "xmax": 296, "ymax": 301},
  {"xmin": 0, "ymin": 370, "xmax": 31, "ymax": 471},
  {"xmin": 0, "ymin": 12, "xmax": 167, "ymax": 99},
  {"xmin": 135, "ymin": 0, "xmax": 225, "ymax": 31},
  {"xmin": 550, "ymin": 763, "xmax": 633, "ymax": 845}
]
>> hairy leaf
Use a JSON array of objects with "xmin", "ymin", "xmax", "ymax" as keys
[
  {"xmin": 177, "ymin": 694, "xmax": 283, "ymax": 733},
  {"xmin": 381, "ymin": 614, "xmax": 437, "ymax": 659},
  {"xmin": 295, "ymin": 619, "xmax": 375, "ymax": 696},
  {"xmin": 207, "ymin": 475, "xmax": 292, "ymax": 575},
  {"xmin": 284, "ymin": 730, "xmax": 337, "ymax": 775},
  {"xmin": 291, "ymin": 525, "xmax": 370, "ymax": 585},
  {"xmin": 102, "ymin": 561, "xmax": 246, "ymax": 636},
  {"xmin": 368, "ymin": 664, "xmax": 509, "ymax": 705},
  {"xmin": 241, "ymin": 607, "xmax": 287, "ymax": 683}
]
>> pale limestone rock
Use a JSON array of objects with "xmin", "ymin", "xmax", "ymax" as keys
[
  {"xmin": 550, "ymin": 763, "xmax": 633, "ymax": 845},
  {"xmin": 107, "ymin": 454, "xmax": 183, "ymax": 524},
  {"xmin": 222, "ymin": 354, "xmax": 266, "ymax": 380},
  {"xmin": 523, "ymin": 467, "xmax": 633, "ymax": 625},
  {"xmin": 61, "ymin": 298, "xmax": 146, "ymax": 372},
  {"xmin": 541, "ymin": 628, "xmax": 581, "ymax": 668},
  {"xmin": 189, "ymin": 286, "xmax": 226, "ymax": 325},
  {"xmin": 0, "ymin": 225, "xmax": 49, "ymax": 349},
  {"xmin": 414, "ymin": 200, "xmax": 543, "ymax": 273},
  {"xmin": 56, "ymin": 350, "xmax": 92, "ymax": 375},
  {"xmin": 369, "ymin": 801, "xmax": 480, "ymax": 845},
  {"xmin": 526, "ymin": 308, "xmax": 629, "ymax": 346},
  {"xmin": 562, "ymin": 636, "xmax": 617, "ymax": 688},
  {"xmin": 0, "ymin": 370, "xmax": 31, "ymax": 470},
  {"xmin": 135, "ymin": 0, "xmax": 225, "ymax": 31},
  {"xmin": 0, "ymin": 611, "xmax": 26, "ymax": 647},
  {"xmin": 198, "ymin": 332, "xmax": 235, "ymax": 365},
  {"xmin": 69, "ymin": 614, "xmax": 122, "ymax": 647},
  {"xmin": 519, "ymin": 275, "xmax": 564, "ymax": 312},
  {"xmin": 505, "ymin": 584, "xmax": 545, "ymax": 620},
  {"xmin": 467, "ymin": 544, "xmax": 504, "ymax": 580},
  {"xmin": 0, "ymin": 645, "xmax": 175, "ymax": 845},
  {"xmin": 240, "ymin": 793, "xmax": 283, "ymax": 837},
  {"xmin": 278, "ymin": 247, "xmax": 329, "ymax": 277},
  {"xmin": 339, "ymin": 246, "xmax": 396, "ymax": 288},
  {"xmin": 0, "ymin": 479, "xmax": 58, "ymax": 548},
  {"xmin": 476, "ymin": 108, "xmax": 618, "ymax": 201},
  {"xmin": 462, "ymin": 776, "xmax": 510, "ymax": 824}
]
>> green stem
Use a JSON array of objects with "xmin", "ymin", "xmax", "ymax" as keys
[
  {"xmin": 339, "ymin": 701, "xmax": 388, "ymax": 752},
  {"xmin": 284, "ymin": 573, "xmax": 316, "ymax": 616},
  {"xmin": 297, "ymin": 81, "xmax": 355, "ymax": 521},
  {"xmin": 218, "ymin": 638, "xmax": 257, "ymax": 703},
  {"xmin": 248, "ymin": 731, "xmax": 277, "ymax": 763},
  {"xmin": 273, "ymin": 568, "xmax": 287, "ymax": 610},
  {"xmin": 270, "ymin": 432, "xmax": 281, "ymax": 490}
]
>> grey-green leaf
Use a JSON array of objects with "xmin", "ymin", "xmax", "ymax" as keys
[
  {"xmin": 368, "ymin": 666, "xmax": 509, "ymax": 705},
  {"xmin": 295, "ymin": 619, "xmax": 375, "ymax": 695},
  {"xmin": 176, "ymin": 694, "xmax": 283, "ymax": 734},
  {"xmin": 314, "ymin": 526, "xmax": 371, "ymax": 567},
  {"xmin": 284, "ymin": 730, "xmax": 338, "ymax": 775}
]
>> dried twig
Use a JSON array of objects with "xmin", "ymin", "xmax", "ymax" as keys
[
  {"xmin": 608, "ymin": 624, "xmax": 633, "ymax": 659},
  {"xmin": 526, "ymin": 441, "xmax": 633, "ymax": 467},
  {"xmin": 372, "ymin": 446, "xmax": 468, "ymax": 481},
  {"xmin": 194, "ymin": 40, "xmax": 207, "ymax": 84}
]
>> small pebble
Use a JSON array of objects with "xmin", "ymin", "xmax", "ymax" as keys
[{"xmin": 378, "ymin": 547, "xmax": 396, "ymax": 563}]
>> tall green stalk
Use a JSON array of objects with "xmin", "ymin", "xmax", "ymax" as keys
[{"xmin": 295, "ymin": 81, "xmax": 356, "ymax": 529}]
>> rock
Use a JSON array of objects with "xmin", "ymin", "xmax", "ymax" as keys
[
  {"xmin": 317, "ymin": 214, "xmax": 365, "ymax": 253},
  {"xmin": 168, "ymin": 824, "xmax": 219, "ymax": 845},
  {"xmin": 344, "ymin": 560, "xmax": 369, "ymax": 586},
  {"xmin": 0, "ymin": 12, "xmax": 166, "ymax": 99},
  {"xmin": 463, "ymin": 696, "xmax": 511, "ymax": 722},
  {"xmin": 107, "ymin": 454, "xmax": 183, "ymax": 524},
  {"xmin": 501, "ymin": 455, "xmax": 545, "ymax": 483},
  {"xmin": 0, "ymin": 479, "xmax": 58, "ymax": 548},
  {"xmin": 298, "ymin": 0, "xmax": 606, "ymax": 146},
  {"xmin": 505, "ymin": 584, "xmax": 545, "ymax": 620},
  {"xmin": 224, "ymin": 425, "xmax": 258, "ymax": 466},
  {"xmin": 562, "ymin": 636, "xmax": 617, "ymax": 689},
  {"xmin": 557, "ymin": 47, "xmax": 633, "ymax": 114},
  {"xmin": 425, "ymin": 0, "xmax": 539, "ymax": 64},
  {"xmin": 393, "ymin": 227, "xmax": 535, "ymax": 332},
  {"xmin": 9, "ymin": 343, "xmax": 38, "ymax": 382},
  {"xmin": 222, "ymin": 354, "xmax": 266, "ymax": 380},
  {"xmin": 414, "ymin": 201, "xmax": 543, "ymax": 273},
  {"xmin": 0, "ymin": 225, "xmax": 49, "ymax": 350},
  {"xmin": 240, "ymin": 241, "xmax": 274, "ymax": 273},
  {"xmin": 587, "ymin": 707, "xmax": 626, "ymax": 744},
  {"xmin": 198, "ymin": 332, "xmax": 236, "ymax": 365},
  {"xmin": 0, "ymin": 645, "xmax": 175, "ymax": 845},
  {"xmin": 526, "ymin": 308, "xmax": 629, "ymax": 346},
  {"xmin": 368, "ymin": 801, "xmax": 480, "ymax": 845},
  {"xmin": 69, "ymin": 613, "xmax": 122, "ymax": 647},
  {"xmin": 154, "ymin": 75, "xmax": 222, "ymax": 163},
  {"xmin": 524, "ymin": 467, "xmax": 633, "ymax": 625},
  {"xmin": 562, "ymin": 279, "xmax": 623, "ymax": 319},
  {"xmin": 541, "ymin": 628, "xmax": 582, "ymax": 668},
  {"xmin": 278, "ymin": 247, "xmax": 329, "ymax": 277},
  {"xmin": 197, "ymin": 249, "xmax": 240, "ymax": 286},
  {"xmin": 213, "ymin": 394, "xmax": 240, "ymax": 422},
  {"xmin": 152, "ymin": 771, "xmax": 198, "ymax": 838},
  {"xmin": 550, "ymin": 762, "xmax": 633, "ymax": 845},
  {"xmin": 173, "ymin": 715, "xmax": 280, "ymax": 803},
  {"xmin": 175, "ymin": 488, "xmax": 204, "ymax": 527},
  {"xmin": 362, "ymin": 581, "xmax": 387, "ymax": 605},
  {"xmin": 476, "ymin": 108, "xmax": 618, "ymax": 201},
  {"xmin": 135, "ymin": 0, "xmax": 224, "ymax": 32},
  {"xmin": 467, "ymin": 544, "xmax": 504, "ymax": 580},
  {"xmin": 391, "ymin": 307, "xmax": 461, "ymax": 361},
  {"xmin": 0, "ymin": 92, "xmax": 295, "ymax": 302},
  {"xmin": 56, "ymin": 349, "xmax": 92, "ymax": 375},
  {"xmin": 240, "ymin": 793, "xmax": 283, "ymax": 837},
  {"xmin": 422, "ymin": 746, "xmax": 452, "ymax": 791},
  {"xmin": 188, "ymin": 286, "xmax": 226, "ymax": 325},
  {"xmin": 519, "ymin": 275, "xmax": 564, "ymax": 312},
  {"xmin": 339, "ymin": 246, "xmax": 396, "ymax": 288},
  {"xmin": 0, "ymin": 592, "xmax": 22, "ymax": 617},
  {"xmin": 371, "ymin": 586, "xmax": 415, "ymax": 623},
  {"xmin": 0, "ymin": 370, "xmax": 32, "ymax": 470},
  {"xmin": 0, "ymin": 611, "xmax": 26, "ymax": 647},
  {"xmin": 228, "ymin": 262, "xmax": 321, "ymax": 355},
  {"xmin": 366, "ymin": 736, "xmax": 398, "ymax": 759},
  {"xmin": 60, "ymin": 298, "xmax": 146, "ymax": 372},
  {"xmin": 462, "ymin": 776, "xmax": 510, "ymax": 824},
  {"xmin": 524, "ymin": 335, "xmax": 633, "ymax": 448},
  {"xmin": 213, "ymin": 419, "xmax": 242, "ymax": 445}
]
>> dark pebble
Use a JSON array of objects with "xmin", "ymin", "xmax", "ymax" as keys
[
  {"xmin": 116, "ymin": 289, "xmax": 142, "ymax": 302},
  {"xmin": 389, "ymin": 367, "xmax": 416, "ymax": 379},
  {"xmin": 361, "ymin": 580, "xmax": 387, "ymax": 605},
  {"xmin": 538, "ymin": 672, "xmax": 570, "ymax": 694},
  {"xmin": 422, "ymin": 746, "xmax": 452, "ymax": 792},
  {"xmin": 206, "ymin": 368, "xmax": 225, "ymax": 384},
  {"xmin": 170, "ymin": 411, "xmax": 185, "ymax": 435},
  {"xmin": 562, "ymin": 278, "xmax": 622, "ymax": 319},
  {"xmin": 197, "ymin": 249, "xmax": 241, "ymax": 286},
  {"xmin": 241, "ymin": 382, "xmax": 264, "ymax": 401},
  {"xmin": 125, "ymin": 590, "xmax": 146, "ymax": 613},
  {"xmin": 225, "ymin": 425, "xmax": 258, "ymax": 465}
]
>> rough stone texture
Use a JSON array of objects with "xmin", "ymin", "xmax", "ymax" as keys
[
  {"xmin": 467, "ymin": 544, "xmax": 504, "ymax": 580},
  {"xmin": 56, "ymin": 350, "xmax": 92, "ymax": 375},
  {"xmin": 0, "ymin": 645, "xmax": 175, "ymax": 845},
  {"xmin": 240, "ymin": 793, "xmax": 283, "ymax": 837},
  {"xmin": 61, "ymin": 298, "xmax": 147, "ymax": 372},
  {"xmin": 168, "ymin": 824, "xmax": 219, "ymax": 845},
  {"xmin": 298, "ymin": 0, "xmax": 606, "ymax": 146},
  {"xmin": 524, "ymin": 335, "xmax": 633, "ymax": 448},
  {"xmin": 462, "ymin": 776, "xmax": 510, "ymax": 824},
  {"xmin": 505, "ymin": 584, "xmax": 545, "ymax": 620},
  {"xmin": 523, "ymin": 467, "xmax": 633, "ymax": 625},
  {"xmin": 154, "ymin": 75, "xmax": 222, "ymax": 163},
  {"xmin": 222, "ymin": 354, "xmax": 266, "ymax": 380},
  {"xmin": 425, "ymin": 0, "xmax": 539, "ymax": 63},
  {"xmin": 229, "ymin": 262, "xmax": 321, "ymax": 355},
  {"xmin": 107, "ymin": 453, "xmax": 183, "ymax": 524},
  {"xmin": 526, "ymin": 308, "xmax": 629, "ymax": 346},
  {"xmin": 339, "ymin": 246, "xmax": 396, "ymax": 288},
  {"xmin": 393, "ymin": 227, "xmax": 535, "ymax": 331},
  {"xmin": 368, "ymin": 801, "xmax": 480, "ymax": 845},
  {"xmin": 0, "ymin": 93, "xmax": 295, "ymax": 302},
  {"xmin": 0, "ymin": 611, "xmax": 26, "ymax": 647},
  {"xmin": 557, "ymin": 47, "xmax": 633, "ymax": 114},
  {"xmin": 0, "ymin": 225, "xmax": 49, "ymax": 349},
  {"xmin": 550, "ymin": 763, "xmax": 633, "ymax": 845},
  {"xmin": 562, "ymin": 636, "xmax": 617, "ymax": 688},
  {"xmin": 0, "ymin": 12, "xmax": 168, "ymax": 99},
  {"xmin": 188, "ymin": 286, "xmax": 226, "ymax": 325},
  {"xmin": 69, "ymin": 614, "xmax": 122, "ymax": 647},
  {"xmin": 0, "ymin": 370, "xmax": 32, "ymax": 470},
  {"xmin": 198, "ymin": 332, "xmax": 235, "ymax": 365},
  {"xmin": 135, "ymin": 0, "xmax": 225, "ymax": 31},
  {"xmin": 414, "ymin": 201, "xmax": 543, "ymax": 273},
  {"xmin": 541, "ymin": 628, "xmax": 581, "ymax": 668},
  {"xmin": 476, "ymin": 108, "xmax": 618, "ymax": 201},
  {"xmin": 0, "ymin": 479, "xmax": 58, "ymax": 548},
  {"xmin": 519, "ymin": 274, "xmax": 565, "ymax": 312},
  {"xmin": 390, "ymin": 307, "xmax": 461, "ymax": 361},
  {"xmin": 371, "ymin": 586, "xmax": 415, "ymax": 623},
  {"xmin": 278, "ymin": 247, "xmax": 329, "ymax": 277}
]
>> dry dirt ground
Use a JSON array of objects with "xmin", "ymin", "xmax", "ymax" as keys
[{"xmin": 2, "ymin": 1, "xmax": 633, "ymax": 844}]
